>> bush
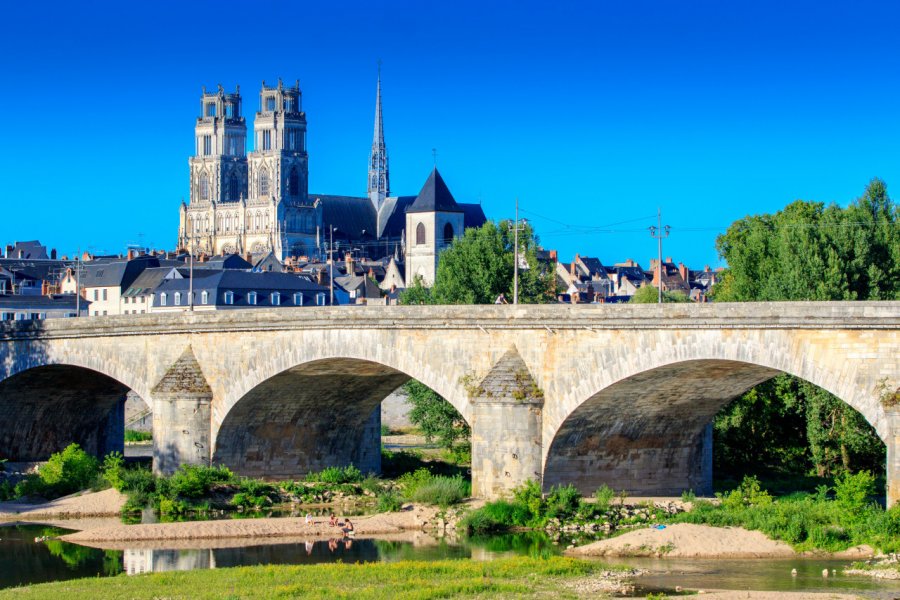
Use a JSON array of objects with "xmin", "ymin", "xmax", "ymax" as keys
[
  {"xmin": 305, "ymin": 465, "xmax": 363, "ymax": 484},
  {"xmin": 102, "ymin": 452, "xmax": 125, "ymax": 490},
  {"xmin": 15, "ymin": 444, "xmax": 99, "ymax": 499},
  {"xmin": 594, "ymin": 485, "xmax": 615, "ymax": 512},
  {"xmin": 376, "ymin": 490, "xmax": 404, "ymax": 512},
  {"xmin": 167, "ymin": 464, "xmax": 233, "ymax": 499},
  {"xmin": 398, "ymin": 468, "xmax": 435, "ymax": 497},
  {"xmin": 462, "ymin": 500, "xmax": 519, "ymax": 533},
  {"xmin": 544, "ymin": 484, "xmax": 581, "ymax": 520},
  {"xmin": 409, "ymin": 475, "xmax": 469, "ymax": 507},
  {"xmin": 361, "ymin": 474, "xmax": 383, "ymax": 495},
  {"xmin": 720, "ymin": 475, "xmax": 772, "ymax": 510},
  {"xmin": 834, "ymin": 470, "xmax": 876, "ymax": 511}
]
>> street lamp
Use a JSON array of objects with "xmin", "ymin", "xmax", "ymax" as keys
[
  {"xmin": 508, "ymin": 199, "xmax": 527, "ymax": 305},
  {"xmin": 648, "ymin": 208, "xmax": 670, "ymax": 304}
]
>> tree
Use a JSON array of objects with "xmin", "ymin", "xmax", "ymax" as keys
[
  {"xmin": 628, "ymin": 285, "xmax": 691, "ymax": 303},
  {"xmin": 403, "ymin": 380, "xmax": 470, "ymax": 457},
  {"xmin": 712, "ymin": 178, "xmax": 898, "ymax": 477},
  {"xmin": 400, "ymin": 221, "xmax": 556, "ymax": 305}
]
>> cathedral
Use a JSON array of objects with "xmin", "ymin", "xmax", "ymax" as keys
[{"xmin": 177, "ymin": 74, "xmax": 486, "ymax": 284}]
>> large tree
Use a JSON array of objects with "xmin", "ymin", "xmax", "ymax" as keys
[
  {"xmin": 400, "ymin": 220, "xmax": 557, "ymax": 305},
  {"xmin": 713, "ymin": 178, "xmax": 899, "ymax": 477}
]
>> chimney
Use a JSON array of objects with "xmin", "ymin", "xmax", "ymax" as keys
[
  {"xmin": 127, "ymin": 249, "xmax": 136, "ymax": 261},
  {"xmin": 50, "ymin": 248, "xmax": 57, "ymax": 260},
  {"xmin": 678, "ymin": 262, "xmax": 689, "ymax": 282},
  {"xmin": 17, "ymin": 250, "xmax": 24, "ymax": 259},
  {"xmin": 4, "ymin": 244, "xmax": 11, "ymax": 258},
  {"xmin": 316, "ymin": 269, "xmax": 325, "ymax": 285},
  {"xmin": 245, "ymin": 251, "xmax": 252, "ymax": 264},
  {"xmin": 570, "ymin": 260, "xmax": 577, "ymax": 277},
  {"xmin": 549, "ymin": 249, "xmax": 557, "ymax": 261},
  {"xmin": 42, "ymin": 281, "xmax": 49, "ymax": 295},
  {"xmin": 665, "ymin": 256, "xmax": 672, "ymax": 264},
  {"xmin": 704, "ymin": 264, "xmax": 710, "ymax": 272}
]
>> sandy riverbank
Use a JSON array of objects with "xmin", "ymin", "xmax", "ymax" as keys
[
  {"xmin": 567, "ymin": 523, "xmax": 876, "ymax": 559},
  {"xmin": 0, "ymin": 488, "xmax": 126, "ymax": 521}
]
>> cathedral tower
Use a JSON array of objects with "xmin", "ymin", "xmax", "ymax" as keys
[{"xmin": 368, "ymin": 70, "xmax": 389, "ymax": 211}]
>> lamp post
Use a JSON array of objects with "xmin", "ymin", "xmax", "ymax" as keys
[
  {"xmin": 648, "ymin": 208, "xmax": 670, "ymax": 304},
  {"xmin": 508, "ymin": 199, "xmax": 527, "ymax": 305},
  {"xmin": 188, "ymin": 241, "xmax": 195, "ymax": 312}
]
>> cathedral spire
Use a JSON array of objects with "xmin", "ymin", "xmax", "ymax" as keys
[{"xmin": 368, "ymin": 63, "xmax": 389, "ymax": 211}]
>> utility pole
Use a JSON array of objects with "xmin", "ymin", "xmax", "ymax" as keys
[
  {"xmin": 509, "ymin": 198, "xmax": 526, "ymax": 305},
  {"xmin": 75, "ymin": 249, "xmax": 81, "ymax": 317},
  {"xmin": 188, "ymin": 240, "xmax": 194, "ymax": 312},
  {"xmin": 329, "ymin": 225, "xmax": 334, "ymax": 306},
  {"xmin": 648, "ymin": 208, "xmax": 670, "ymax": 304}
]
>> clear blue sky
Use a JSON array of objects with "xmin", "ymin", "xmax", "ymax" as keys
[{"xmin": 2, "ymin": 0, "xmax": 898, "ymax": 268}]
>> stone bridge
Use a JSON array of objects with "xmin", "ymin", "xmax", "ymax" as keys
[{"xmin": 1, "ymin": 302, "xmax": 898, "ymax": 504}]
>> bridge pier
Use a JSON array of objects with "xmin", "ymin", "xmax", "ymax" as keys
[
  {"xmin": 151, "ymin": 347, "xmax": 212, "ymax": 475},
  {"xmin": 471, "ymin": 348, "xmax": 544, "ymax": 499},
  {"xmin": 888, "ymin": 412, "xmax": 900, "ymax": 508}
]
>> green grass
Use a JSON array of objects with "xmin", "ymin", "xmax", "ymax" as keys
[
  {"xmin": 124, "ymin": 429, "xmax": 152, "ymax": 443},
  {"xmin": 0, "ymin": 557, "xmax": 613, "ymax": 599}
]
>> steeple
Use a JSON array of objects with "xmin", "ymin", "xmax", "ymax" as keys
[{"xmin": 368, "ymin": 65, "xmax": 389, "ymax": 211}]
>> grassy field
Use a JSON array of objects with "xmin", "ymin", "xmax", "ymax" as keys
[{"xmin": 0, "ymin": 557, "xmax": 619, "ymax": 599}]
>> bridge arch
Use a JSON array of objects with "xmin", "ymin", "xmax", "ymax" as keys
[
  {"xmin": 543, "ymin": 330, "xmax": 890, "ymax": 496},
  {"xmin": 211, "ymin": 356, "xmax": 468, "ymax": 479}
]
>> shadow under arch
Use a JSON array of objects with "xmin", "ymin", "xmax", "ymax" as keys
[
  {"xmin": 543, "ymin": 359, "xmax": 885, "ymax": 496},
  {"xmin": 212, "ymin": 357, "xmax": 444, "ymax": 479},
  {"xmin": 0, "ymin": 364, "xmax": 130, "ymax": 461}
]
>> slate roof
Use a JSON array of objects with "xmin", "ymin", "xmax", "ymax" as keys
[
  {"xmin": 6, "ymin": 241, "xmax": 48, "ymax": 260},
  {"xmin": 0, "ymin": 294, "xmax": 87, "ymax": 310},
  {"xmin": 194, "ymin": 254, "xmax": 252, "ymax": 270},
  {"xmin": 407, "ymin": 169, "xmax": 463, "ymax": 213},
  {"xmin": 82, "ymin": 256, "xmax": 160, "ymax": 290},
  {"xmin": 316, "ymin": 195, "xmax": 377, "ymax": 240},
  {"xmin": 123, "ymin": 267, "xmax": 180, "ymax": 298}
]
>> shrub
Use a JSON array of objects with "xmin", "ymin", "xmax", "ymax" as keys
[
  {"xmin": 306, "ymin": 465, "xmax": 363, "ymax": 484},
  {"xmin": 544, "ymin": 484, "xmax": 581, "ymax": 520},
  {"xmin": 361, "ymin": 474, "xmax": 383, "ymax": 495},
  {"xmin": 167, "ymin": 464, "xmax": 233, "ymax": 499},
  {"xmin": 398, "ymin": 468, "xmax": 435, "ymax": 497},
  {"xmin": 720, "ymin": 475, "xmax": 772, "ymax": 510},
  {"xmin": 376, "ymin": 490, "xmax": 404, "ymax": 512},
  {"xmin": 15, "ymin": 444, "xmax": 99, "ymax": 499},
  {"xmin": 512, "ymin": 480, "xmax": 544, "ymax": 522},
  {"xmin": 594, "ymin": 485, "xmax": 615, "ymax": 512},
  {"xmin": 462, "ymin": 500, "xmax": 518, "ymax": 533},
  {"xmin": 119, "ymin": 467, "xmax": 156, "ymax": 495},
  {"xmin": 102, "ymin": 452, "xmax": 125, "ymax": 490},
  {"xmin": 834, "ymin": 470, "xmax": 876, "ymax": 511},
  {"xmin": 409, "ymin": 475, "xmax": 469, "ymax": 507}
]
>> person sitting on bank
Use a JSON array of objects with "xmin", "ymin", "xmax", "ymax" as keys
[
  {"xmin": 329, "ymin": 513, "xmax": 338, "ymax": 527},
  {"xmin": 343, "ymin": 518, "xmax": 355, "ymax": 535}
]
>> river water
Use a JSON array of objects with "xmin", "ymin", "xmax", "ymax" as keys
[{"xmin": 2, "ymin": 523, "xmax": 900, "ymax": 596}]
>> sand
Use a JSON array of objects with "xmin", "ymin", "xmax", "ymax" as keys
[
  {"xmin": 61, "ymin": 504, "xmax": 442, "ymax": 546},
  {"xmin": 0, "ymin": 488, "xmax": 126, "ymax": 521},
  {"xmin": 567, "ymin": 523, "xmax": 799, "ymax": 558}
]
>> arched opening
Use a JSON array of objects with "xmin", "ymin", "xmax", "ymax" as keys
[
  {"xmin": 212, "ymin": 359, "xmax": 409, "ymax": 479},
  {"xmin": 443, "ymin": 222, "xmax": 454, "ymax": 244},
  {"xmin": 415, "ymin": 222, "xmax": 426, "ymax": 246},
  {"xmin": 544, "ymin": 359, "xmax": 885, "ymax": 497},
  {"xmin": 0, "ymin": 365, "xmax": 131, "ymax": 461},
  {"xmin": 259, "ymin": 169, "xmax": 270, "ymax": 197},
  {"xmin": 288, "ymin": 167, "xmax": 300, "ymax": 198}
]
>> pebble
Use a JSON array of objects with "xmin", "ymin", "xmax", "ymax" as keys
[
  {"xmin": 822, "ymin": 568, "xmax": 829, "ymax": 578},
  {"xmin": 791, "ymin": 568, "xmax": 797, "ymax": 576}
]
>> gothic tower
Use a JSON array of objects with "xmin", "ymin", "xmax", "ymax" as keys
[
  {"xmin": 368, "ymin": 70, "xmax": 389, "ymax": 211},
  {"xmin": 247, "ymin": 79, "xmax": 310, "ymax": 257},
  {"xmin": 180, "ymin": 85, "xmax": 247, "ymax": 252}
]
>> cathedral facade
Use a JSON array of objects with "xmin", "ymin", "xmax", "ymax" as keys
[{"xmin": 177, "ymin": 75, "xmax": 487, "ymax": 280}]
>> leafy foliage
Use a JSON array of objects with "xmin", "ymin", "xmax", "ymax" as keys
[
  {"xmin": 304, "ymin": 465, "xmax": 363, "ymax": 484},
  {"xmin": 14, "ymin": 444, "xmax": 100, "ymax": 499},
  {"xmin": 712, "ymin": 179, "xmax": 898, "ymax": 478},
  {"xmin": 403, "ymin": 380, "xmax": 470, "ymax": 454},
  {"xmin": 400, "ymin": 220, "xmax": 557, "ymax": 305}
]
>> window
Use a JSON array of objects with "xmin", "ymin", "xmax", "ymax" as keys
[
  {"xmin": 174, "ymin": 292, "xmax": 181, "ymax": 306},
  {"xmin": 316, "ymin": 292, "xmax": 326, "ymax": 306},
  {"xmin": 415, "ymin": 222, "xmax": 426, "ymax": 245},
  {"xmin": 93, "ymin": 289, "xmax": 98, "ymax": 301},
  {"xmin": 288, "ymin": 167, "xmax": 299, "ymax": 197},
  {"xmin": 15, "ymin": 313, "xmax": 26, "ymax": 321},
  {"xmin": 160, "ymin": 292, "xmax": 167, "ymax": 306},
  {"xmin": 443, "ymin": 222, "xmax": 454, "ymax": 244},
  {"xmin": 262, "ymin": 130, "xmax": 272, "ymax": 151},
  {"xmin": 102, "ymin": 289, "xmax": 108, "ymax": 301},
  {"xmin": 200, "ymin": 173, "xmax": 209, "ymax": 200},
  {"xmin": 255, "ymin": 213, "xmax": 261, "ymax": 230},
  {"xmin": 203, "ymin": 135, "xmax": 212, "ymax": 156},
  {"xmin": 259, "ymin": 170, "xmax": 270, "ymax": 196},
  {"xmin": 224, "ymin": 291, "xmax": 234, "ymax": 305},
  {"xmin": 270, "ymin": 292, "xmax": 280, "ymax": 306},
  {"xmin": 247, "ymin": 291, "xmax": 257, "ymax": 305},
  {"xmin": 205, "ymin": 102, "xmax": 216, "ymax": 117},
  {"xmin": 266, "ymin": 96, "xmax": 276, "ymax": 111},
  {"xmin": 201, "ymin": 290, "xmax": 208, "ymax": 305},
  {"xmin": 0, "ymin": 312, "xmax": 12, "ymax": 321},
  {"xmin": 293, "ymin": 292, "xmax": 304, "ymax": 306}
]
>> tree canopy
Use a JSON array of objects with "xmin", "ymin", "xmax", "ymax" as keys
[
  {"xmin": 628, "ymin": 285, "xmax": 691, "ymax": 303},
  {"xmin": 400, "ymin": 221, "xmax": 557, "ymax": 305},
  {"xmin": 713, "ymin": 179, "xmax": 897, "ymax": 479}
]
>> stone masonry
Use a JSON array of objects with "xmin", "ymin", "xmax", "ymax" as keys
[{"xmin": 0, "ymin": 302, "xmax": 897, "ymax": 504}]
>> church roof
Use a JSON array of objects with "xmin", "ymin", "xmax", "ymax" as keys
[
  {"xmin": 316, "ymin": 195, "xmax": 376, "ymax": 240},
  {"xmin": 406, "ymin": 169, "xmax": 463, "ymax": 214}
]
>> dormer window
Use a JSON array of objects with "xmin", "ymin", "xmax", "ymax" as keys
[
  {"xmin": 316, "ymin": 292, "xmax": 326, "ymax": 306},
  {"xmin": 293, "ymin": 292, "xmax": 304, "ymax": 306},
  {"xmin": 201, "ymin": 290, "xmax": 209, "ymax": 305},
  {"xmin": 174, "ymin": 292, "xmax": 182, "ymax": 306},
  {"xmin": 270, "ymin": 292, "xmax": 280, "ymax": 306},
  {"xmin": 247, "ymin": 291, "xmax": 257, "ymax": 305},
  {"xmin": 224, "ymin": 291, "xmax": 234, "ymax": 305},
  {"xmin": 160, "ymin": 292, "xmax": 167, "ymax": 306}
]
